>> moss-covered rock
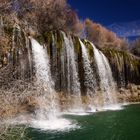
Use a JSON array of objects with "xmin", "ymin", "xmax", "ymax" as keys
[{"xmin": 101, "ymin": 48, "xmax": 140, "ymax": 86}]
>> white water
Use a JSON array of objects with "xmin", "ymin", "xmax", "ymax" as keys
[
  {"xmin": 62, "ymin": 33, "xmax": 83, "ymax": 110},
  {"xmin": 31, "ymin": 38, "xmax": 59, "ymax": 118},
  {"xmin": 91, "ymin": 43, "xmax": 117, "ymax": 105},
  {"xmin": 5, "ymin": 114, "xmax": 80, "ymax": 132},
  {"xmin": 29, "ymin": 38, "xmax": 79, "ymax": 131},
  {"xmin": 30, "ymin": 118, "xmax": 79, "ymax": 131},
  {"xmin": 80, "ymin": 40, "xmax": 96, "ymax": 96}
]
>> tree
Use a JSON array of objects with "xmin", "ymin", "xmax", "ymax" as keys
[
  {"xmin": 0, "ymin": 0, "xmax": 83, "ymax": 35},
  {"xmin": 84, "ymin": 19, "xmax": 128, "ymax": 50}
]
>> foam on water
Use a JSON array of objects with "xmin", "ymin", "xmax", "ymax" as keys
[
  {"xmin": 5, "ymin": 115, "xmax": 80, "ymax": 132},
  {"xmin": 30, "ymin": 118, "xmax": 79, "ymax": 131},
  {"xmin": 61, "ymin": 103, "xmax": 124, "ymax": 115},
  {"xmin": 102, "ymin": 104, "xmax": 123, "ymax": 111},
  {"xmin": 62, "ymin": 107, "xmax": 97, "ymax": 115},
  {"xmin": 64, "ymin": 111, "xmax": 90, "ymax": 116},
  {"xmin": 94, "ymin": 104, "xmax": 123, "ymax": 111}
]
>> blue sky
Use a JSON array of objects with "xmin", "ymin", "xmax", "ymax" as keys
[{"xmin": 68, "ymin": 0, "xmax": 140, "ymax": 26}]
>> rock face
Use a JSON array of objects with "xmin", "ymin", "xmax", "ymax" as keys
[
  {"xmin": 102, "ymin": 48, "xmax": 140, "ymax": 87},
  {"xmin": 117, "ymin": 84, "xmax": 140, "ymax": 102},
  {"xmin": 0, "ymin": 27, "xmax": 140, "ymax": 90}
]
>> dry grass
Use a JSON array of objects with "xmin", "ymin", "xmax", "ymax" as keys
[{"xmin": 0, "ymin": 125, "xmax": 31, "ymax": 140}]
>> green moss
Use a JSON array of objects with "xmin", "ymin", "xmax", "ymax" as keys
[
  {"xmin": 56, "ymin": 31, "xmax": 64, "ymax": 53},
  {"xmin": 36, "ymin": 34, "xmax": 45, "ymax": 44},
  {"xmin": 20, "ymin": 30, "xmax": 26, "ymax": 48},
  {"xmin": 101, "ymin": 47, "xmax": 140, "ymax": 75},
  {"xmin": 82, "ymin": 40, "xmax": 94, "ymax": 58},
  {"xmin": 44, "ymin": 31, "xmax": 53, "ymax": 56},
  {"xmin": 73, "ymin": 36, "xmax": 81, "ymax": 54},
  {"xmin": 43, "ymin": 31, "xmax": 49, "ymax": 39}
]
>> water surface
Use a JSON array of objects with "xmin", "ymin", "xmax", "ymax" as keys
[{"xmin": 25, "ymin": 104, "xmax": 140, "ymax": 140}]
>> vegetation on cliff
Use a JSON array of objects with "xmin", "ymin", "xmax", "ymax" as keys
[
  {"xmin": 0, "ymin": 0, "xmax": 132, "ymax": 51},
  {"xmin": 84, "ymin": 19, "xmax": 128, "ymax": 50},
  {"xmin": 131, "ymin": 38, "xmax": 140, "ymax": 57}
]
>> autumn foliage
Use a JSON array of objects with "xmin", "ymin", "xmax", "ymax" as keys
[
  {"xmin": 84, "ymin": 19, "xmax": 128, "ymax": 50},
  {"xmin": 0, "ymin": 0, "xmax": 83, "ymax": 35},
  {"xmin": 0, "ymin": 0, "xmax": 129, "ymax": 51},
  {"xmin": 131, "ymin": 38, "xmax": 140, "ymax": 57}
]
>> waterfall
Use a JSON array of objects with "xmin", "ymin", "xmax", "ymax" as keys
[
  {"xmin": 31, "ymin": 38, "xmax": 59, "ymax": 119},
  {"xmin": 91, "ymin": 43, "xmax": 117, "ymax": 105},
  {"xmin": 62, "ymin": 33, "xmax": 82, "ymax": 110},
  {"xmin": 27, "ymin": 38, "xmax": 79, "ymax": 131},
  {"xmin": 79, "ymin": 40, "xmax": 97, "ymax": 97}
]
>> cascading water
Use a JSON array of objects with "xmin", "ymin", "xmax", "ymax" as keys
[
  {"xmin": 29, "ymin": 38, "xmax": 78, "ymax": 131},
  {"xmin": 31, "ymin": 38, "xmax": 59, "ymax": 119},
  {"xmin": 80, "ymin": 40, "xmax": 96, "ymax": 96},
  {"xmin": 91, "ymin": 43, "xmax": 117, "ymax": 106},
  {"xmin": 62, "ymin": 33, "xmax": 83, "ymax": 111}
]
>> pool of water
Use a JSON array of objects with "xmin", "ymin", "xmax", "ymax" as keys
[{"xmin": 8, "ymin": 104, "xmax": 140, "ymax": 140}]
